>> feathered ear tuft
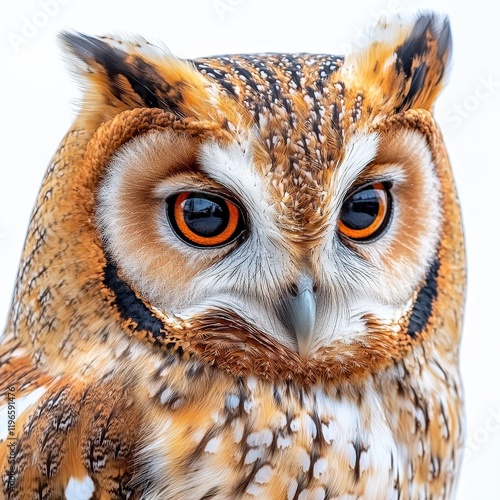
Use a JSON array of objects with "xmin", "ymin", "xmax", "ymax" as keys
[
  {"xmin": 59, "ymin": 32, "xmax": 211, "ymax": 120},
  {"xmin": 342, "ymin": 11, "xmax": 452, "ymax": 115},
  {"xmin": 393, "ymin": 12, "xmax": 451, "ymax": 111}
]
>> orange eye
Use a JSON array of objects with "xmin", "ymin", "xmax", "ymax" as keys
[
  {"xmin": 337, "ymin": 182, "xmax": 392, "ymax": 242},
  {"xmin": 166, "ymin": 192, "xmax": 245, "ymax": 248}
]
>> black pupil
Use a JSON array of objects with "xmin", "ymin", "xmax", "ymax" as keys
[
  {"xmin": 183, "ymin": 194, "xmax": 228, "ymax": 237},
  {"xmin": 341, "ymin": 187, "xmax": 380, "ymax": 230}
]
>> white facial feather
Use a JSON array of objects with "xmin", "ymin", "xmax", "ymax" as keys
[
  {"xmin": 330, "ymin": 132, "xmax": 380, "ymax": 215},
  {"xmin": 198, "ymin": 136, "xmax": 286, "ymax": 251}
]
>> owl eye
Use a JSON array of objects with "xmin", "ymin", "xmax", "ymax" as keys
[
  {"xmin": 166, "ymin": 192, "xmax": 245, "ymax": 248},
  {"xmin": 337, "ymin": 182, "xmax": 392, "ymax": 242}
]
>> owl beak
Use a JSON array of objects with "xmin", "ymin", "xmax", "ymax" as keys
[{"xmin": 279, "ymin": 276, "xmax": 316, "ymax": 357}]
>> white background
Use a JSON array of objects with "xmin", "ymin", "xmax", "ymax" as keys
[{"xmin": 0, "ymin": 1, "xmax": 498, "ymax": 497}]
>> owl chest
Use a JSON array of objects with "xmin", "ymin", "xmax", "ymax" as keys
[{"xmin": 140, "ymin": 377, "xmax": 448, "ymax": 499}]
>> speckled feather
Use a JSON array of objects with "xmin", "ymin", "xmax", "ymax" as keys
[{"xmin": 0, "ymin": 12, "xmax": 465, "ymax": 499}]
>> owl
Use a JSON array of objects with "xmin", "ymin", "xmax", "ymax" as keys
[{"xmin": 0, "ymin": 11, "xmax": 465, "ymax": 499}]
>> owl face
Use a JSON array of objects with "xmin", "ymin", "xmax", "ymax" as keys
[
  {"xmin": 96, "ymin": 111, "xmax": 441, "ymax": 363},
  {"xmin": 5, "ymin": 15, "xmax": 462, "ymax": 386}
]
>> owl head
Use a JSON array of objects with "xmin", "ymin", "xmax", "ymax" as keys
[{"xmin": 7, "ymin": 12, "xmax": 465, "ymax": 385}]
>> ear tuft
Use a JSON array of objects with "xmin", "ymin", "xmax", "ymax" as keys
[
  {"xmin": 394, "ymin": 12, "xmax": 452, "ymax": 111},
  {"xmin": 342, "ymin": 11, "xmax": 452, "ymax": 115},
  {"xmin": 59, "ymin": 31, "xmax": 210, "ymax": 119},
  {"xmin": 60, "ymin": 31, "xmax": 174, "ymax": 111}
]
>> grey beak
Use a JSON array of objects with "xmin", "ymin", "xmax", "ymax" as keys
[{"xmin": 278, "ymin": 275, "xmax": 317, "ymax": 357}]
